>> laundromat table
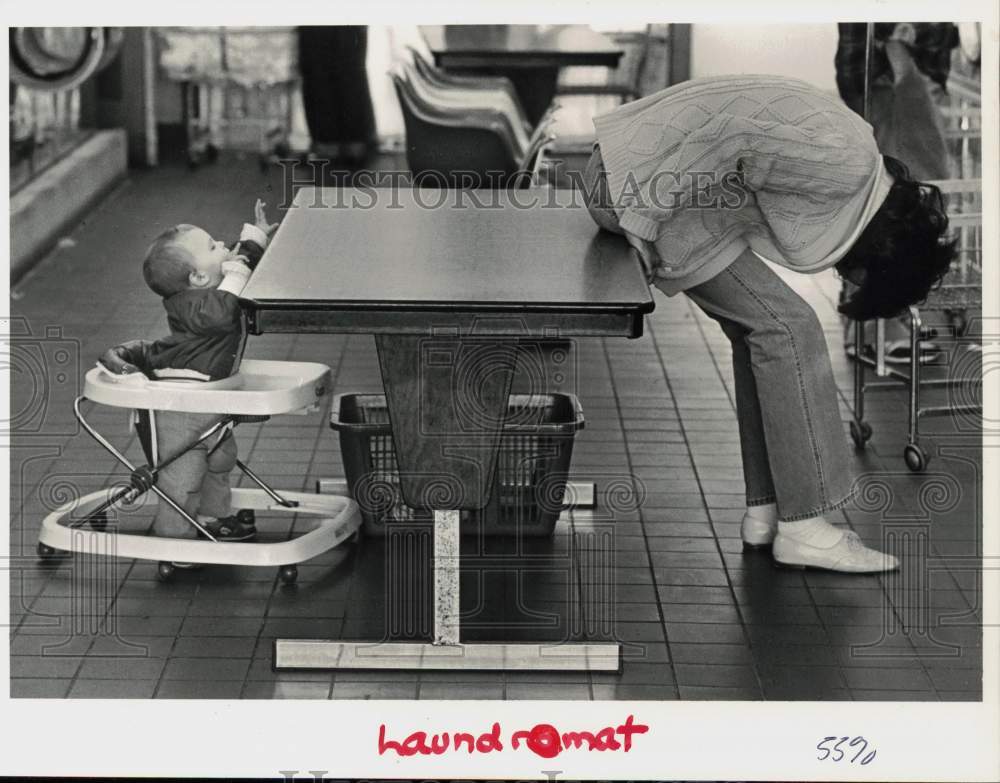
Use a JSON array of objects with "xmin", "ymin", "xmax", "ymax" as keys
[{"xmin": 240, "ymin": 185, "xmax": 655, "ymax": 671}]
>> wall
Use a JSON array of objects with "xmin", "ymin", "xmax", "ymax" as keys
[{"xmin": 690, "ymin": 24, "xmax": 840, "ymax": 92}]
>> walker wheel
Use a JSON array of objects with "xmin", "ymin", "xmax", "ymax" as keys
[
  {"xmin": 89, "ymin": 511, "xmax": 108, "ymax": 531},
  {"xmin": 850, "ymin": 420, "xmax": 873, "ymax": 448},
  {"xmin": 278, "ymin": 565, "xmax": 298, "ymax": 585},
  {"xmin": 157, "ymin": 562, "xmax": 176, "ymax": 582},
  {"xmin": 37, "ymin": 542, "xmax": 63, "ymax": 560},
  {"xmin": 904, "ymin": 443, "xmax": 929, "ymax": 473}
]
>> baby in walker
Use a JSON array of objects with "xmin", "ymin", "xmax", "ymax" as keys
[{"xmin": 100, "ymin": 199, "xmax": 278, "ymax": 544}]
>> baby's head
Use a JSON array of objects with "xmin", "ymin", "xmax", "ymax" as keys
[
  {"xmin": 142, "ymin": 224, "xmax": 234, "ymax": 298},
  {"xmin": 582, "ymin": 144, "xmax": 624, "ymax": 235}
]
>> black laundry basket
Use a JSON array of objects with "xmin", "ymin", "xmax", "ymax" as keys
[{"xmin": 331, "ymin": 393, "xmax": 584, "ymax": 537}]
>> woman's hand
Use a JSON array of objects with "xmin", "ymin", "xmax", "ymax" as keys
[{"xmin": 253, "ymin": 198, "xmax": 278, "ymax": 237}]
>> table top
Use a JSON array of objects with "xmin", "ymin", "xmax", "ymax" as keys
[
  {"xmin": 421, "ymin": 25, "xmax": 622, "ymax": 68},
  {"xmin": 240, "ymin": 186, "xmax": 654, "ymax": 337}
]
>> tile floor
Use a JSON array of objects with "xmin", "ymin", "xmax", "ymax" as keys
[{"xmin": 8, "ymin": 151, "xmax": 983, "ymax": 700}]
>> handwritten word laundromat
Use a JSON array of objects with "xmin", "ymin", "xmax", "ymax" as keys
[{"xmin": 378, "ymin": 715, "xmax": 649, "ymax": 758}]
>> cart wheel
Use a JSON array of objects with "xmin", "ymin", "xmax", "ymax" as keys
[
  {"xmin": 948, "ymin": 309, "xmax": 967, "ymax": 337},
  {"xmin": 278, "ymin": 565, "xmax": 298, "ymax": 585},
  {"xmin": 157, "ymin": 562, "xmax": 176, "ymax": 582},
  {"xmin": 904, "ymin": 443, "xmax": 929, "ymax": 473},
  {"xmin": 37, "ymin": 542, "xmax": 62, "ymax": 560},
  {"xmin": 850, "ymin": 420, "xmax": 873, "ymax": 448},
  {"xmin": 89, "ymin": 511, "xmax": 108, "ymax": 531}
]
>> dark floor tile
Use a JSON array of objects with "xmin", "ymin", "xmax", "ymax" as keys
[
  {"xmin": 660, "ymin": 603, "xmax": 742, "ymax": 624},
  {"xmin": 658, "ymin": 585, "xmax": 735, "ymax": 605},
  {"xmin": 246, "ymin": 658, "xmax": 338, "ymax": 682},
  {"xmin": 850, "ymin": 690, "xmax": 940, "ymax": 701},
  {"xmin": 669, "ymin": 643, "xmax": 753, "ymax": 666},
  {"xmin": 591, "ymin": 683, "xmax": 678, "ymax": 700},
  {"xmin": 330, "ymin": 681, "xmax": 419, "ymax": 699},
  {"xmin": 77, "ymin": 656, "xmax": 166, "ymax": 680},
  {"xmin": 674, "ymin": 663, "xmax": 758, "ymax": 689},
  {"xmin": 86, "ymin": 634, "xmax": 175, "ymax": 658},
  {"xmin": 10, "ymin": 655, "xmax": 83, "ymax": 679},
  {"xmin": 936, "ymin": 691, "xmax": 981, "ymax": 702},
  {"xmin": 763, "ymin": 685, "xmax": 852, "ymax": 701},
  {"xmin": 185, "ymin": 599, "xmax": 268, "ymax": 618},
  {"xmin": 593, "ymin": 662, "xmax": 675, "ymax": 687},
  {"xmin": 179, "ymin": 616, "xmax": 264, "ymax": 637},
  {"xmin": 9, "ymin": 633, "xmax": 93, "ymax": 656},
  {"xmin": 653, "ymin": 568, "xmax": 729, "ymax": 587},
  {"xmin": 419, "ymin": 682, "xmax": 505, "ymax": 700},
  {"xmin": 664, "ymin": 622, "xmax": 746, "ymax": 645},
  {"xmin": 678, "ymin": 685, "xmax": 761, "ymax": 700},
  {"xmin": 162, "ymin": 657, "xmax": 252, "ymax": 681},
  {"xmin": 243, "ymin": 680, "xmax": 333, "ymax": 699},
  {"xmin": 170, "ymin": 636, "xmax": 256, "ymax": 659},
  {"xmin": 155, "ymin": 680, "xmax": 245, "ymax": 699},
  {"xmin": 923, "ymin": 664, "xmax": 982, "ymax": 692},
  {"xmin": 841, "ymin": 666, "xmax": 933, "ymax": 692},
  {"xmin": 505, "ymin": 683, "xmax": 592, "ymax": 700},
  {"xmin": 69, "ymin": 679, "xmax": 159, "ymax": 698},
  {"xmin": 11, "ymin": 678, "xmax": 73, "ymax": 698}
]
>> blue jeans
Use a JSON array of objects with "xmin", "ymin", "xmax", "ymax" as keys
[
  {"xmin": 670, "ymin": 249, "xmax": 855, "ymax": 521},
  {"xmin": 152, "ymin": 412, "xmax": 237, "ymax": 538}
]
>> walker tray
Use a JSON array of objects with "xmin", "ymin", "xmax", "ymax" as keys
[{"xmin": 83, "ymin": 359, "xmax": 331, "ymax": 415}]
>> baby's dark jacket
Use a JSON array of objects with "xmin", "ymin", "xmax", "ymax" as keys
[{"xmin": 103, "ymin": 234, "xmax": 266, "ymax": 382}]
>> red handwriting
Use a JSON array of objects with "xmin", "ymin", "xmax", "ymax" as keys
[{"xmin": 377, "ymin": 715, "xmax": 648, "ymax": 758}]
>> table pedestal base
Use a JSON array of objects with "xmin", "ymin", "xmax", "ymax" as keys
[{"xmin": 274, "ymin": 509, "xmax": 620, "ymax": 672}]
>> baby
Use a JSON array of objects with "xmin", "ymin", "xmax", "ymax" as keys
[{"xmin": 100, "ymin": 199, "xmax": 277, "ymax": 544}]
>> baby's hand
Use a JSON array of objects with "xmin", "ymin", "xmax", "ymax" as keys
[
  {"xmin": 222, "ymin": 257, "xmax": 252, "ymax": 277},
  {"xmin": 253, "ymin": 198, "xmax": 278, "ymax": 237}
]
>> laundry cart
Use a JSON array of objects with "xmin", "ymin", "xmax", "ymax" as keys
[
  {"xmin": 847, "ymin": 176, "xmax": 982, "ymax": 471},
  {"xmin": 156, "ymin": 26, "xmax": 299, "ymax": 170}
]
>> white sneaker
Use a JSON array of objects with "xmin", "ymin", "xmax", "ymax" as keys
[
  {"xmin": 772, "ymin": 530, "xmax": 899, "ymax": 573},
  {"xmin": 741, "ymin": 513, "xmax": 777, "ymax": 549}
]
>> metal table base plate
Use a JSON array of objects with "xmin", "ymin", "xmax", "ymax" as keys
[{"xmin": 273, "ymin": 640, "xmax": 622, "ymax": 672}]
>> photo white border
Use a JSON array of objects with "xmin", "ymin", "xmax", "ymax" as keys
[{"xmin": 2, "ymin": 0, "xmax": 997, "ymax": 779}]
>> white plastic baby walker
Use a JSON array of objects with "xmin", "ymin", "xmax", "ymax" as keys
[{"xmin": 37, "ymin": 359, "xmax": 361, "ymax": 584}]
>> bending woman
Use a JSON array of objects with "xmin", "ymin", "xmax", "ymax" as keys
[{"xmin": 584, "ymin": 74, "xmax": 955, "ymax": 573}]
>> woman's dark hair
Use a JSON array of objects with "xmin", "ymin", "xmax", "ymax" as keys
[{"xmin": 837, "ymin": 155, "xmax": 957, "ymax": 321}]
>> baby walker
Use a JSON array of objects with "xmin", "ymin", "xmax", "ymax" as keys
[{"xmin": 37, "ymin": 359, "xmax": 361, "ymax": 584}]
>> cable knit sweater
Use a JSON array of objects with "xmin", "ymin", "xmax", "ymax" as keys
[{"xmin": 592, "ymin": 74, "xmax": 892, "ymax": 294}]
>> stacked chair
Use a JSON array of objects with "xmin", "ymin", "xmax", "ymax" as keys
[{"xmin": 391, "ymin": 49, "xmax": 557, "ymax": 188}]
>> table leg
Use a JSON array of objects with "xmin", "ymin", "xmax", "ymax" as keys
[{"xmin": 433, "ymin": 509, "xmax": 460, "ymax": 645}]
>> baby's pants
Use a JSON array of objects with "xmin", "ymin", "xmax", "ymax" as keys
[{"xmin": 151, "ymin": 412, "xmax": 237, "ymax": 538}]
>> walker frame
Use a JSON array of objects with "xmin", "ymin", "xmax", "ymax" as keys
[{"xmin": 37, "ymin": 360, "xmax": 361, "ymax": 584}]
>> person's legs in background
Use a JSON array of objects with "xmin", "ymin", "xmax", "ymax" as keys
[
  {"xmin": 676, "ymin": 249, "xmax": 898, "ymax": 572},
  {"xmin": 297, "ymin": 25, "xmax": 377, "ymax": 166}
]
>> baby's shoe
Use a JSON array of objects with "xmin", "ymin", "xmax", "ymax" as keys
[
  {"xmin": 200, "ymin": 510, "xmax": 257, "ymax": 542},
  {"xmin": 741, "ymin": 503, "xmax": 778, "ymax": 550}
]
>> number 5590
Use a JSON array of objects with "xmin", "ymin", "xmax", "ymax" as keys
[{"xmin": 816, "ymin": 735, "xmax": 877, "ymax": 765}]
